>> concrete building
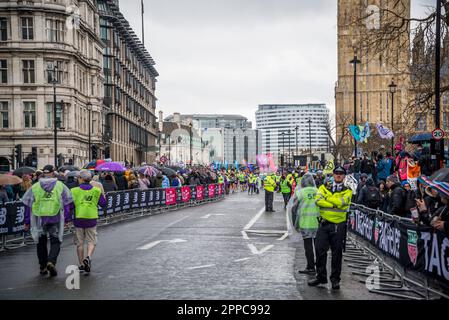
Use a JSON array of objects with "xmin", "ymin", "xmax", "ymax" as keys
[
  {"xmin": 98, "ymin": 0, "xmax": 158, "ymax": 166},
  {"xmin": 335, "ymin": 0, "xmax": 410, "ymax": 144},
  {"xmin": 164, "ymin": 114, "xmax": 252, "ymax": 131},
  {"xmin": 255, "ymin": 104, "xmax": 329, "ymax": 164},
  {"xmin": 0, "ymin": 0, "xmax": 105, "ymax": 170}
]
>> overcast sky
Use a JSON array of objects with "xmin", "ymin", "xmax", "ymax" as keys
[{"xmin": 119, "ymin": 0, "xmax": 434, "ymax": 127}]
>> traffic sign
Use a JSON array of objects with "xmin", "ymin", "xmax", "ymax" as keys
[{"xmin": 432, "ymin": 128, "xmax": 445, "ymax": 141}]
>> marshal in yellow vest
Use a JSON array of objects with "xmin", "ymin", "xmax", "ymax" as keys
[{"xmin": 71, "ymin": 187, "xmax": 101, "ymax": 220}]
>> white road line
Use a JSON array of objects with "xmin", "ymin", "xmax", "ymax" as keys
[
  {"xmin": 137, "ymin": 239, "xmax": 187, "ymax": 250},
  {"xmin": 166, "ymin": 215, "xmax": 191, "ymax": 228},
  {"xmin": 243, "ymin": 207, "xmax": 266, "ymax": 231},
  {"xmin": 234, "ymin": 257, "xmax": 252, "ymax": 262},
  {"xmin": 187, "ymin": 264, "xmax": 216, "ymax": 270},
  {"xmin": 277, "ymin": 232, "xmax": 289, "ymax": 241},
  {"xmin": 247, "ymin": 243, "xmax": 274, "ymax": 255},
  {"xmin": 201, "ymin": 214, "xmax": 225, "ymax": 219},
  {"xmin": 245, "ymin": 230, "xmax": 287, "ymax": 234},
  {"xmin": 241, "ymin": 230, "xmax": 249, "ymax": 240}
]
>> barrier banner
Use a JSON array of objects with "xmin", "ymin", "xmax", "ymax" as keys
[
  {"xmin": 156, "ymin": 188, "xmax": 164, "ymax": 206},
  {"xmin": 165, "ymin": 188, "xmax": 177, "ymax": 205},
  {"xmin": 190, "ymin": 186, "xmax": 197, "ymax": 200},
  {"xmin": 114, "ymin": 192, "xmax": 123, "ymax": 213},
  {"xmin": 196, "ymin": 185, "xmax": 204, "ymax": 200},
  {"xmin": 218, "ymin": 183, "xmax": 223, "ymax": 196},
  {"xmin": 349, "ymin": 206, "xmax": 449, "ymax": 286},
  {"xmin": 140, "ymin": 190, "xmax": 148, "ymax": 208},
  {"xmin": 0, "ymin": 202, "xmax": 25, "ymax": 235},
  {"xmin": 122, "ymin": 191, "xmax": 131, "ymax": 211},
  {"xmin": 208, "ymin": 184, "xmax": 216, "ymax": 198},
  {"xmin": 131, "ymin": 190, "xmax": 141, "ymax": 209},
  {"xmin": 181, "ymin": 186, "xmax": 191, "ymax": 202},
  {"xmin": 105, "ymin": 193, "xmax": 115, "ymax": 215}
]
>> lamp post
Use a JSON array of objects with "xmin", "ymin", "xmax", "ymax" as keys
[
  {"xmin": 294, "ymin": 125, "xmax": 299, "ymax": 157},
  {"xmin": 288, "ymin": 129, "xmax": 291, "ymax": 166},
  {"xmin": 168, "ymin": 133, "xmax": 171, "ymax": 165},
  {"xmin": 87, "ymin": 103, "xmax": 92, "ymax": 161},
  {"xmin": 189, "ymin": 123, "xmax": 193, "ymax": 165},
  {"xmin": 281, "ymin": 131, "xmax": 285, "ymax": 167},
  {"xmin": 435, "ymin": 0, "xmax": 443, "ymax": 170},
  {"xmin": 388, "ymin": 80, "xmax": 397, "ymax": 156},
  {"xmin": 350, "ymin": 53, "xmax": 361, "ymax": 158},
  {"xmin": 48, "ymin": 65, "xmax": 58, "ymax": 167},
  {"xmin": 308, "ymin": 118, "xmax": 313, "ymax": 156}
]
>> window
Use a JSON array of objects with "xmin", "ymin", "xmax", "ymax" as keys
[
  {"xmin": 0, "ymin": 18, "xmax": 8, "ymax": 41},
  {"xmin": 46, "ymin": 103, "xmax": 63, "ymax": 128},
  {"xmin": 22, "ymin": 60, "xmax": 35, "ymax": 83},
  {"xmin": 416, "ymin": 114, "xmax": 427, "ymax": 132},
  {"xmin": 0, "ymin": 60, "xmax": 7, "ymax": 83},
  {"xmin": 46, "ymin": 19, "xmax": 65, "ymax": 42},
  {"xmin": 21, "ymin": 17, "xmax": 33, "ymax": 40},
  {"xmin": 443, "ymin": 112, "xmax": 449, "ymax": 130},
  {"xmin": 0, "ymin": 102, "xmax": 8, "ymax": 128},
  {"xmin": 23, "ymin": 102, "xmax": 36, "ymax": 128},
  {"xmin": 46, "ymin": 60, "xmax": 67, "ymax": 84}
]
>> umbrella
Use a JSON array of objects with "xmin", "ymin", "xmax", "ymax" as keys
[
  {"xmin": 66, "ymin": 171, "xmax": 80, "ymax": 178},
  {"xmin": 156, "ymin": 166, "xmax": 177, "ymax": 177},
  {"xmin": 138, "ymin": 166, "xmax": 149, "ymax": 174},
  {"xmin": 409, "ymin": 133, "xmax": 432, "ymax": 144},
  {"xmin": 0, "ymin": 174, "xmax": 22, "ymax": 186},
  {"xmin": 13, "ymin": 167, "xmax": 36, "ymax": 177},
  {"xmin": 59, "ymin": 165, "xmax": 80, "ymax": 172},
  {"xmin": 84, "ymin": 159, "xmax": 106, "ymax": 169},
  {"xmin": 418, "ymin": 176, "xmax": 449, "ymax": 198},
  {"xmin": 429, "ymin": 168, "xmax": 449, "ymax": 183},
  {"xmin": 95, "ymin": 162, "xmax": 126, "ymax": 172},
  {"xmin": 145, "ymin": 166, "xmax": 159, "ymax": 177}
]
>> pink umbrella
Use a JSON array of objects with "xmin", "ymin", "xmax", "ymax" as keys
[{"xmin": 95, "ymin": 162, "xmax": 126, "ymax": 172}]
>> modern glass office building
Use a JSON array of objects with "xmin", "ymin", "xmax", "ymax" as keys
[{"xmin": 255, "ymin": 104, "xmax": 329, "ymax": 158}]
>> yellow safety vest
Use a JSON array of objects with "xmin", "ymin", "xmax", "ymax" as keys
[{"xmin": 315, "ymin": 184, "xmax": 352, "ymax": 224}]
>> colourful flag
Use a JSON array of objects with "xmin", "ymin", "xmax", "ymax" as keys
[
  {"xmin": 376, "ymin": 123, "xmax": 394, "ymax": 139},
  {"xmin": 360, "ymin": 122, "xmax": 370, "ymax": 143},
  {"xmin": 349, "ymin": 125, "xmax": 361, "ymax": 141}
]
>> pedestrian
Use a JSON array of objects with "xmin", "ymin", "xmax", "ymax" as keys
[
  {"xmin": 114, "ymin": 171, "xmax": 128, "ymax": 191},
  {"xmin": 355, "ymin": 173, "xmax": 368, "ymax": 203},
  {"xmin": 22, "ymin": 165, "xmax": 73, "ymax": 277},
  {"xmin": 385, "ymin": 175, "xmax": 406, "ymax": 217},
  {"xmin": 308, "ymin": 166, "xmax": 353, "ymax": 290},
  {"xmin": 264, "ymin": 172, "xmax": 277, "ymax": 212},
  {"xmin": 360, "ymin": 153, "xmax": 374, "ymax": 179},
  {"xmin": 65, "ymin": 173, "xmax": 79, "ymax": 190},
  {"xmin": 378, "ymin": 180, "xmax": 389, "ymax": 212},
  {"xmin": 70, "ymin": 170, "xmax": 106, "ymax": 274},
  {"xmin": 162, "ymin": 174, "xmax": 170, "ymax": 188},
  {"xmin": 376, "ymin": 153, "xmax": 392, "ymax": 183},
  {"xmin": 138, "ymin": 172, "xmax": 150, "ymax": 190},
  {"xmin": 417, "ymin": 193, "xmax": 449, "ymax": 236},
  {"xmin": 127, "ymin": 173, "xmax": 139, "ymax": 189},
  {"xmin": 16, "ymin": 174, "xmax": 33, "ymax": 198},
  {"xmin": 171, "ymin": 174, "xmax": 182, "ymax": 187},
  {"xmin": 357, "ymin": 177, "xmax": 381, "ymax": 209},
  {"xmin": 0, "ymin": 185, "xmax": 9, "ymax": 204},
  {"xmin": 291, "ymin": 173, "xmax": 320, "ymax": 274},
  {"xmin": 280, "ymin": 174, "xmax": 292, "ymax": 209},
  {"xmin": 102, "ymin": 173, "xmax": 118, "ymax": 192}
]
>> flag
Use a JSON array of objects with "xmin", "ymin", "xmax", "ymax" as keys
[
  {"xmin": 224, "ymin": 160, "xmax": 228, "ymax": 170},
  {"xmin": 376, "ymin": 123, "xmax": 394, "ymax": 139},
  {"xmin": 349, "ymin": 125, "xmax": 361, "ymax": 141},
  {"xmin": 323, "ymin": 160, "xmax": 335, "ymax": 176},
  {"xmin": 360, "ymin": 122, "xmax": 370, "ymax": 143},
  {"xmin": 407, "ymin": 159, "xmax": 421, "ymax": 190},
  {"xmin": 234, "ymin": 160, "xmax": 239, "ymax": 170}
]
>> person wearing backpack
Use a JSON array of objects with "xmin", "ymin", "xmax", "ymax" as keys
[
  {"xmin": 386, "ymin": 175, "xmax": 406, "ymax": 217},
  {"xmin": 357, "ymin": 178, "xmax": 381, "ymax": 209}
]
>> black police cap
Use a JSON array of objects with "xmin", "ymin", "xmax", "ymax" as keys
[{"xmin": 333, "ymin": 166, "xmax": 347, "ymax": 175}]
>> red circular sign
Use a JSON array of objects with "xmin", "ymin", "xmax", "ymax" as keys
[{"xmin": 432, "ymin": 128, "xmax": 445, "ymax": 141}]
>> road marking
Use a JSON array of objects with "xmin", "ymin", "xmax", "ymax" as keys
[
  {"xmin": 245, "ymin": 230, "xmax": 287, "ymax": 234},
  {"xmin": 243, "ymin": 207, "xmax": 265, "ymax": 230},
  {"xmin": 277, "ymin": 232, "xmax": 289, "ymax": 241},
  {"xmin": 137, "ymin": 239, "xmax": 187, "ymax": 250},
  {"xmin": 166, "ymin": 215, "xmax": 190, "ymax": 228},
  {"xmin": 234, "ymin": 257, "xmax": 252, "ymax": 262},
  {"xmin": 187, "ymin": 264, "xmax": 216, "ymax": 270},
  {"xmin": 241, "ymin": 230, "xmax": 249, "ymax": 240},
  {"xmin": 247, "ymin": 243, "xmax": 274, "ymax": 255},
  {"xmin": 201, "ymin": 214, "xmax": 225, "ymax": 219}
]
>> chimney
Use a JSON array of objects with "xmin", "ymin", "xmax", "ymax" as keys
[{"xmin": 173, "ymin": 112, "xmax": 181, "ymax": 124}]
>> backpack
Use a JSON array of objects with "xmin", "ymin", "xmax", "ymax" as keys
[{"xmin": 366, "ymin": 186, "xmax": 381, "ymax": 208}]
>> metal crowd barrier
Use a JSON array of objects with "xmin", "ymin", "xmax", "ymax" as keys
[
  {"xmin": 346, "ymin": 203, "xmax": 449, "ymax": 300},
  {"xmin": 0, "ymin": 184, "xmax": 225, "ymax": 252}
]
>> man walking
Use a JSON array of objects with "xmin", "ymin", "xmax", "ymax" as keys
[
  {"xmin": 70, "ymin": 170, "xmax": 106, "ymax": 274},
  {"xmin": 308, "ymin": 166, "xmax": 353, "ymax": 290},
  {"xmin": 22, "ymin": 165, "xmax": 73, "ymax": 277},
  {"xmin": 264, "ymin": 172, "xmax": 277, "ymax": 212}
]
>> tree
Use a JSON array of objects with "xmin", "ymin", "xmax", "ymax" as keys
[{"xmin": 324, "ymin": 112, "xmax": 354, "ymax": 162}]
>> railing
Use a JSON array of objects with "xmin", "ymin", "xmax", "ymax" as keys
[
  {"xmin": 347, "ymin": 203, "xmax": 449, "ymax": 299},
  {"xmin": 0, "ymin": 183, "xmax": 225, "ymax": 251}
]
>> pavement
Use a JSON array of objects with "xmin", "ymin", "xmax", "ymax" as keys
[{"xmin": 0, "ymin": 190, "xmax": 396, "ymax": 300}]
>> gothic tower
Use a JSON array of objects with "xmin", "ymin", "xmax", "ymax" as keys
[{"xmin": 335, "ymin": 0, "xmax": 411, "ymax": 151}]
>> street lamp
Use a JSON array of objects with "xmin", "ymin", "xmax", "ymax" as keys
[
  {"xmin": 288, "ymin": 129, "xmax": 291, "ymax": 166},
  {"xmin": 308, "ymin": 118, "xmax": 312, "ymax": 157},
  {"xmin": 281, "ymin": 131, "xmax": 285, "ymax": 167},
  {"xmin": 87, "ymin": 103, "xmax": 92, "ymax": 161},
  {"xmin": 350, "ymin": 52, "xmax": 361, "ymax": 158},
  {"xmin": 168, "ymin": 133, "xmax": 171, "ymax": 165},
  {"xmin": 435, "ymin": 0, "xmax": 443, "ymax": 170},
  {"xmin": 388, "ymin": 80, "xmax": 397, "ymax": 155},
  {"xmin": 189, "ymin": 122, "xmax": 193, "ymax": 165},
  {"xmin": 48, "ymin": 65, "xmax": 59, "ymax": 167},
  {"xmin": 294, "ymin": 125, "xmax": 299, "ymax": 157}
]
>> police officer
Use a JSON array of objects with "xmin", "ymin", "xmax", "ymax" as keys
[
  {"xmin": 308, "ymin": 166, "xmax": 352, "ymax": 290},
  {"xmin": 264, "ymin": 172, "xmax": 277, "ymax": 212}
]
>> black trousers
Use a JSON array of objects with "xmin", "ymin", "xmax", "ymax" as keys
[
  {"xmin": 282, "ymin": 193, "xmax": 291, "ymax": 207},
  {"xmin": 315, "ymin": 221, "xmax": 346, "ymax": 283},
  {"xmin": 303, "ymin": 238, "xmax": 316, "ymax": 270},
  {"xmin": 37, "ymin": 224, "xmax": 61, "ymax": 268},
  {"xmin": 265, "ymin": 190, "xmax": 273, "ymax": 211}
]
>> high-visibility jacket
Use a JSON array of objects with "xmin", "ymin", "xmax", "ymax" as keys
[
  {"xmin": 218, "ymin": 175, "xmax": 224, "ymax": 184},
  {"xmin": 315, "ymin": 184, "xmax": 353, "ymax": 224},
  {"xmin": 264, "ymin": 175, "xmax": 276, "ymax": 192},
  {"xmin": 280, "ymin": 179, "xmax": 291, "ymax": 194},
  {"xmin": 275, "ymin": 175, "xmax": 281, "ymax": 183},
  {"xmin": 31, "ymin": 181, "xmax": 64, "ymax": 217},
  {"xmin": 295, "ymin": 186, "xmax": 320, "ymax": 234},
  {"xmin": 71, "ymin": 187, "xmax": 101, "ymax": 219}
]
